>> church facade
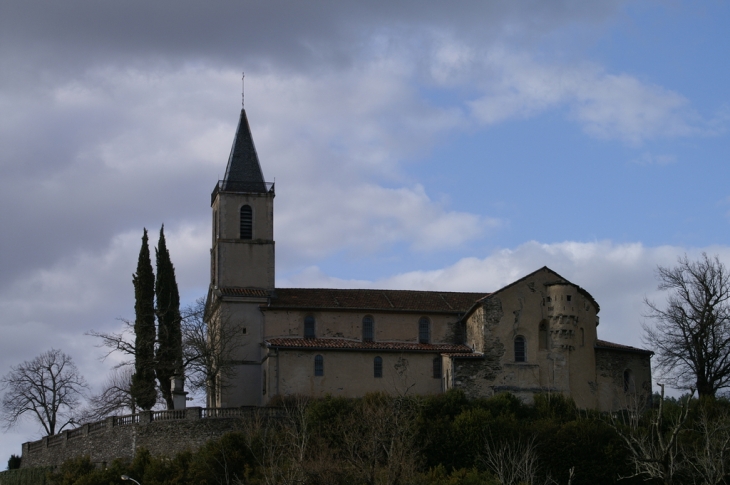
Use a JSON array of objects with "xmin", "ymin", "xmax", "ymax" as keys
[{"xmin": 205, "ymin": 108, "xmax": 652, "ymax": 412}]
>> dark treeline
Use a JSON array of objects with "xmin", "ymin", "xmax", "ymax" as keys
[{"xmin": 36, "ymin": 390, "xmax": 730, "ymax": 485}]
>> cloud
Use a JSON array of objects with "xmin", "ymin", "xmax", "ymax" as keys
[
  {"xmin": 467, "ymin": 49, "xmax": 700, "ymax": 143},
  {"xmin": 632, "ymin": 152, "xmax": 677, "ymax": 166}
]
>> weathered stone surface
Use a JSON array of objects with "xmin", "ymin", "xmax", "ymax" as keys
[{"xmin": 19, "ymin": 408, "xmax": 274, "ymax": 469}]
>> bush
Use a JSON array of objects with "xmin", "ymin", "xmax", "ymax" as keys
[{"xmin": 7, "ymin": 454, "xmax": 21, "ymax": 470}]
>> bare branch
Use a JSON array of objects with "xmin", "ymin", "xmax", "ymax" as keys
[
  {"xmin": 643, "ymin": 253, "xmax": 730, "ymax": 397},
  {"xmin": 0, "ymin": 349, "xmax": 88, "ymax": 436},
  {"xmin": 85, "ymin": 318, "xmax": 137, "ymax": 368},
  {"xmin": 182, "ymin": 297, "xmax": 247, "ymax": 405}
]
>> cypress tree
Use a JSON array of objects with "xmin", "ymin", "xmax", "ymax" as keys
[
  {"xmin": 155, "ymin": 225, "xmax": 183, "ymax": 409},
  {"xmin": 130, "ymin": 229, "xmax": 157, "ymax": 411}
]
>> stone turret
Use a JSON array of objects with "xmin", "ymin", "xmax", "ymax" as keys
[{"xmin": 545, "ymin": 283, "xmax": 579, "ymax": 351}]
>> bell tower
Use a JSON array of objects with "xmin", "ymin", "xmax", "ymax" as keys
[
  {"xmin": 210, "ymin": 108, "xmax": 275, "ymax": 289},
  {"xmin": 206, "ymin": 108, "xmax": 274, "ymax": 407}
]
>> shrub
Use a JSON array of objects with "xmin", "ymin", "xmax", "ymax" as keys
[{"xmin": 7, "ymin": 454, "xmax": 21, "ymax": 470}]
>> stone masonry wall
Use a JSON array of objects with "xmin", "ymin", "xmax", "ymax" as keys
[{"xmin": 20, "ymin": 408, "xmax": 280, "ymax": 469}]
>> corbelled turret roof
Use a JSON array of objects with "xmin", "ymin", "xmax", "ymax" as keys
[{"xmin": 222, "ymin": 109, "xmax": 266, "ymax": 192}]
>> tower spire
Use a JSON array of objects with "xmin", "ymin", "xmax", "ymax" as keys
[
  {"xmin": 222, "ymin": 105, "xmax": 266, "ymax": 192},
  {"xmin": 241, "ymin": 72, "xmax": 245, "ymax": 108}
]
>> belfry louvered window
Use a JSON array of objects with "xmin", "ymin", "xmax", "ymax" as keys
[
  {"xmin": 240, "ymin": 205, "xmax": 252, "ymax": 239},
  {"xmin": 363, "ymin": 316, "xmax": 374, "ymax": 342}
]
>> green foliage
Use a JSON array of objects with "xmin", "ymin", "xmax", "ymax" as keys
[
  {"xmin": 0, "ymin": 467, "xmax": 49, "ymax": 485},
  {"xmin": 478, "ymin": 391, "xmax": 531, "ymax": 419},
  {"xmin": 539, "ymin": 419, "xmax": 635, "ymax": 485},
  {"xmin": 7, "ymin": 454, "xmax": 21, "ymax": 470},
  {"xmin": 532, "ymin": 393, "xmax": 577, "ymax": 423},
  {"xmin": 131, "ymin": 228, "xmax": 157, "ymax": 411},
  {"xmin": 155, "ymin": 225, "xmax": 182, "ymax": 409},
  {"xmin": 47, "ymin": 455, "xmax": 95, "ymax": 485},
  {"xmin": 186, "ymin": 432, "xmax": 258, "ymax": 484},
  {"xmin": 49, "ymin": 392, "xmax": 714, "ymax": 485}
]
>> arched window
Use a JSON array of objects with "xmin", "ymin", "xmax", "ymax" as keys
[
  {"xmin": 538, "ymin": 321, "xmax": 548, "ymax": 350},
  {"xmin": 418, "ymin": 317, "xmax": 431, "ymax": 344},
  {"xmin": 363, "ymin": 316, "xmax": 374, "ymax": 342},
  {"xmin": 623, "ymin": 369, "xmax": 633, "ymax": 392},
  {"xmin": 304, "ymin": 316, "xmax": 315, "ymax": 339},
  {"xmin": 314, "ymin": 355, "xmax": 324, "ymax": 376},
  {"xmin": 514, "ymin": 336, "xmax": 526, "ymax": 362},
  {"xmin": 433, "ymin": 357, "xmax": 442, "ymax": 378},
  {"xmin": 240, "ymin": 205, "xmax": 252, "ymax": 239},
  {"xmin": 374, "ymin": 356, "xmax": 383, "ymax": 378}
]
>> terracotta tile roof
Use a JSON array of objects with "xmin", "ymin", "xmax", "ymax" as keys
[
  {"xmin": 595, "ymin": 339, "xmax": 653, "ymax": 355},
  {"xmin": 442, "ymin": 352, "xmax": 484, "ymax": 359},
  {"xmin": 266, "ymin": 338, "xmax": 473, "ymax": 353},
  {"xmin": 267, "ymin": 288, "xmax": 487, "ymax": 313},
  {"xmin": 220, "ymin": 287, "xmax": 270, "ymax": 297}
]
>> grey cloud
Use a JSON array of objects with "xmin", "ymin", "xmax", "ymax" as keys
[{"xmin": 1, "ymin": 0, "xmax": 626, "ymax": 77}]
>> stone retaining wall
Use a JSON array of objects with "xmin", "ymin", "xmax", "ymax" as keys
[{"xmin": 20, "ymin": 407, "xmax": 281, "ymax": 469}]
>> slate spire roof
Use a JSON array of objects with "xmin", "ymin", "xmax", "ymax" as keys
[{"xmin": 222, "ymin": 109, "xmax": 267, "ymax": 192}]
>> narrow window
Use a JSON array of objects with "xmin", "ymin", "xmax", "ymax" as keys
[
  {"xmin": 363, "ymin": 316, "xmax": 374, "ymax": 342},
  {"xmin": 433, "ymin": 357, "xmax": 442, "ymax": 378},
  {"xmin": 240, "ymin": 205, "xmax": 253, "ymax": 239},
  {"xmin": 374, "ymin": 356, "xmax": 383, "ymax": 378},
  {"xmin": 514, "ymin": 336, "xmax": 526, "ymax": 362},
  {"xmin": 211, "ymin": 250, "xmax": 216, "ymax": 284},
  {"xmin": 538, "ymin": 321, "xmax": 548, "ymax": 350},
  {"xmin": 304, "ymin": 316, "xmax": 315, "ymax": 339},
  {"xmin": 213, "ymin": 210, "xmax": 218, "ymax": 241},
  {"xmin": 623, "ymin": 369, "xmax": 632, "ymax": 392},
  {"xmin": 314, "ymin": 355, "xmax": 324, "ymax": 376},
  {"xmin": 454, "ymin": 323, "xmax": 465, "ymax": 345},
  {"xmin": 419, "ymin": 317, "xmax": 431, "ymax": 344},
  {"xmin": 580, "ymin": 328, "xmax": 585, "ymax": 347}
]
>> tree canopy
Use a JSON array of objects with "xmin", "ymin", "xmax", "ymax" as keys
[
  {"xmin": 0, "ymin": 349, "xmax": 87, "ymax": 435},
  {"xmin": 155, "ymin": 225, "xmax": 183, "ymax": 409},
  {"xmin": 130, "ymin": 228, "xmax": 157, "ymax": 411},
  {"xmin": 644, "ymin": 253, "xmax": 730, "ymax": 398}
]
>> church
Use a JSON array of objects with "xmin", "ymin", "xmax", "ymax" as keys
[{"xmin": 204, "ymin": 108, "xmax": 652, "ymax": 412}]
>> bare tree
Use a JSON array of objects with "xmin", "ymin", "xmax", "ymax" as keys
[
  {"xmin": 608, "ymin": 384, "xmax": 692, "ymax": 485},
  {"xmin": 0, "ymin": 349, "xmax": 87, "ymax": 435},
  {"xmin": 644, "ymin": 253, "xmax": 730, "ymax": 398},
  {"xmin": 240, "ymin": 401, "xmax": 308, "ymax": 485},
  {"xmin": 338, "ymin": 394, "xmax": 421, "ymax": 485},
  {"xmin": 182, "ymin": 297, "xmax": 246, "ymax": 407},
  {"xmin": 481, "ymin": 436, "xmax": 539, "ymax": 485},
  {"xmin": 687, "ymin": 405, "xmax": 730, "ymax": 485},
  {"xmin": 80, "ymin": 367, "xmax": 136, "ymax": 422}
]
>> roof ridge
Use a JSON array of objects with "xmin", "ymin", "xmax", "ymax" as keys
[{"xmin": 274, "ymin": 287, "xmax": 487, "ymax": 294}]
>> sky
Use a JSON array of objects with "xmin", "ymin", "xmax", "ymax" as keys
[{"xmin": 1, "ymin": 0, "xmax": 729, "ymax": 461}]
